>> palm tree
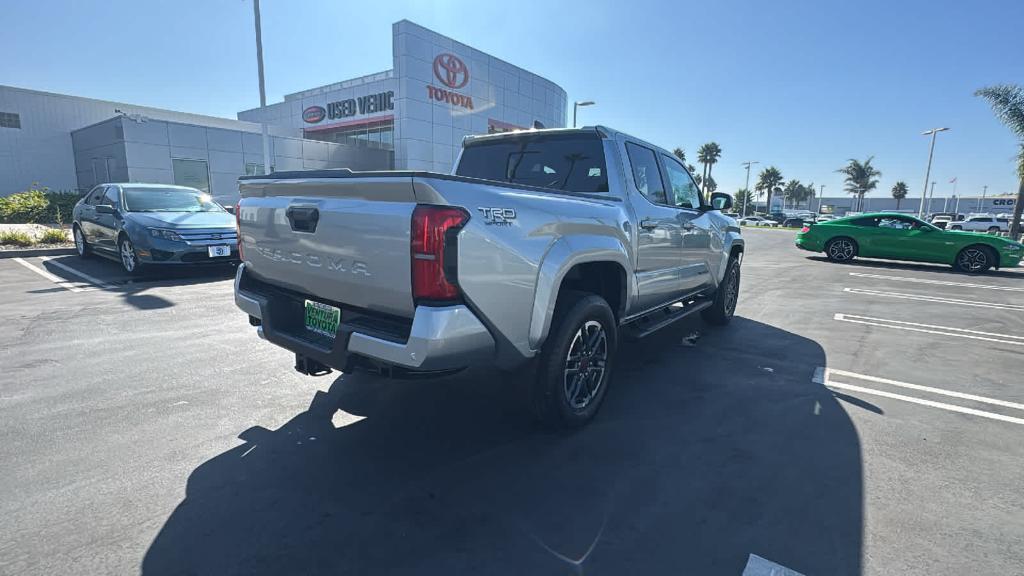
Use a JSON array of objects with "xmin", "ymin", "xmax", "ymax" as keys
[
  {"xmin": 783, "ymin": 179, "xmax": 802, "ymax": 209},
  {"xmin": 755, "ymin": 166, "xmax": 784, "ymax": 214},
  {"xmin": 672, "ymin": 147, "xmax": 687, "ymax": 164},
  {"xmin": 697, "ymin": 142, "xmax": 722, "ymax": 195},
  {"xmin": 976, "ymin": 84, "xmax": 1024, "ymax": 237},
  {"xmin": 836, "ymin": 157, "xmax": 881, "ymax": 212},
  {"xmin": 891, "ymin": 181, "xmax": 909, "ymax": 210},
  {"xmin": 804, "ymin": 182, "xmax": 817, "ymax": 210},
  {"xmin": 734, "ymin": 188, "xmax": 753, "ymax": 214}
]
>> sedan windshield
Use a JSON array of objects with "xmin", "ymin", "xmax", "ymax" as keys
[{"xmin": 123, "ymin": 188, "xmax": 223, "ymax": 213}]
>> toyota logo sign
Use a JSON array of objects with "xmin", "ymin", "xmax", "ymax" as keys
[
  {"xmin": 302, "ymin": 106, "xmax": 326, "ymax": 123},
  {"xmin": 433, "ymin": 53, "xmax": 469, "ymax": 89}
]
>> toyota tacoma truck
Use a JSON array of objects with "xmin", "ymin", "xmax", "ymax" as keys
[{"xmin": 233, "ymin": 126, "xmax": 744, "ymax": 427}]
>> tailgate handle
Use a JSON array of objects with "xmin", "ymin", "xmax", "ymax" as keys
[{"xmin": 286, "ymin": 206, "xmax": 319, "ymax": 233}]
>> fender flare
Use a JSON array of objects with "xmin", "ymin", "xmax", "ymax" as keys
[
  {"xmin": 714, "ymin": 231, "xmax": 745, "ymax": 285},
  {"xmin": 528, "ymin": 235, "xmax": 633, "ymax": 350}
]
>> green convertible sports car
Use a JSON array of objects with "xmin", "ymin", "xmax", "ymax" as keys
[{"xmin": 795, "ymin": 212, "xmax": 1023, "ymax": 273}]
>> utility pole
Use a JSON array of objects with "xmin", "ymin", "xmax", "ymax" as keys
[
  {"xmin": 918, "ymin": 127, "xmax": 950, "ymax": 218},
  {"xmin": 741, "ymin": 161, "xmax": 759, "ymax": 217},
  {"xmin": 253, "ymin": 0, "xmax": 271, "ymax": 175}
]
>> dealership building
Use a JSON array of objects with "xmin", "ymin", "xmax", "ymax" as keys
[{"xmin": 0, "ymin": 20, "xmax": 568, "ymax": 203}]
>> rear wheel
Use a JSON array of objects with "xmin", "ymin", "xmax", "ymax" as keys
[
  {"xmin": 988, "ymin": 226, "xmax": 1001, "ymax": 234},
  {"xmin": 825, "ymin": 237, "xmax": 858, "ymax": 262},
  {"xmin": 532, "ymin": 293, "xmax": 616, "ymax": 428},
  {"xmin": 950, "ymin": 225, "xmax": 963, "ymax": 231},
  {"xmin": 955, "ymin": 245, "xmax": 994, "ymax": 273},
  {"xmin": 702, "ymin": 256, "xmax": 740, "ymax": 325},
  {"xmin": 73, "ymin": 224, "xmax": 90, "ymax": 258}
]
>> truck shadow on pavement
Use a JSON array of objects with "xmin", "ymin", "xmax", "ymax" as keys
[{"xmin": 142, "ymin": 317, "xmax": 863, "ymax": 576}]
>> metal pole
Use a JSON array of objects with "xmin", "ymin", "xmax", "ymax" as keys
[
  {"xmin": 979, "ymin": 185, "xmax": 987, "ymax": 212},
  {"xmin": 254, "ymin": 0, "xmax": 271, "ymax": 175},
  {"xmin": 918, "ymin": 130, "xmax": 937, "ymax": 218},
  {"xmin": 741, "ymin": 161, "xmax": 758, "ymax": 217},
  {"xmin": 818, "ymin": 184, "xmax": 825, "ymax": 213},
  {"xmin": 573, "ymin": 102, "xmax": 577, "ymax": 128},
  {"xmin": 954, "ymin": 195, "xmax": 960, "ymax": 214},
  {"xmin": 929, "ymin": 181, "xmax": 936, "ymax": 214}
]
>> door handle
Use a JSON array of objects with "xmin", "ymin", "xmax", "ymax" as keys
[
  {"xmin": 639, "ymin": 218, "xmax": 658, "ymax": 231},
  {"xmin": 681, "ymin": 221, "xmax": 695, "ymax": 230}
]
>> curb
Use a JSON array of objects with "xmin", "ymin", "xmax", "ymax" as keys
[{"xmin": 0, "ymin": 247, "xmax": 76, "ymax": 259}]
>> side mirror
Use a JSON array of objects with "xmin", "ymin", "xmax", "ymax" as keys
[
  {"xmin": 95, "ymin": 205, "xmax": 115, "ymax": 215},
  {"xmin": 709, "ymin": 192, "xmax": 733, "ymax": 211}
]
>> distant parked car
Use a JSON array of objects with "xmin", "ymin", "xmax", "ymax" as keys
[
  {"xmin": 782, "ymin": 217, "xmax": 811, "ymax": 228},
  {"xmin": 815, "ymin": 214, "xmax": 837, "ymax": 222},
  {"xmin": 796, "ymin": 212, "xmax": 1023, "ymax": 273},
  {"xmin": 948, "ymin": 215, "xmax": 1009, "ymax": 233},
  {"xmin": 739, "ymin": 216, "xmax": 780, "ymax": 227},
  {"xmin": 72, "ymin": 183, "xmax": 239, "ymax": 274}
]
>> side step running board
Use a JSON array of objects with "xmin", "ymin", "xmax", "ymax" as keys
[{"xmin": 621, "ymin": 298, "xmax": 713, "ymax": 340}]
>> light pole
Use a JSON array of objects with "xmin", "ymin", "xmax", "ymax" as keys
[
  {"xmin": 573, "ymin": 101, "xmax": 595, "ymax": 128},
  {"xmin": 978, "ymin": 185, "xmax": 987, "ymax": 212},
  {"xmin": 253, "ymin": 0, "xmax": 271, "ymax": 175},
  {"xmin": 818, "ymin": 184, "xmax": 825, "ymax": 213},
  {"xmin": 929, "ymin": 181, "xmax": 936, "ymax": 214},
  {"xmin": 741, "ymin": 161, "xmax": 759, "ymax": 216},
  {"xmin": 918, "ymin": 127, "xmax": 949, "ymax": 218}
]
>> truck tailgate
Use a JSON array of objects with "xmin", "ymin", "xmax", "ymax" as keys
[{"xmin": 238, "ymin": 177, "xmax": 416, "ymax": 318}]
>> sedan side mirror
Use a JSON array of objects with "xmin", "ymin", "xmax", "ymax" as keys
[
  {"xmin": 709, "ymin": 192, "xmax": 733, "ymax": 211},
  {"xmin": 95, "ymin": 205, "xmax": 115, "ymax": 215}
]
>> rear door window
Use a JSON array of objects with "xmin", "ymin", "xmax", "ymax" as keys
[
  {"xmin": 456, "ymin": 133, "xmax": 608, "ymax": 193},
  {"xmin": 625, "ymin": 142, "xmax": 667, "ymax": 204}
]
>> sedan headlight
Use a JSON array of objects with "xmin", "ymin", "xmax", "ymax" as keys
[{"xmin": 149, "ymin": 228, "xmax": 183, "ymax": 242}]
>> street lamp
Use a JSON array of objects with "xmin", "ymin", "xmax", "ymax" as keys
[
  {"xmin": 741, "ymin": 161, "xmax": 759, "ymax": 217},
  {"xmin": 573, "ymin": 101, "xmax": 595, "ymax": 128},
  {"xmin": 818, "ymin": 184, "xmax": 825, "ymax": 214},
  {"xmin": 918, "ymin": 127, "xmax": 950, "ymax": 218},
  {"xmin": 253, "ymin": 0, "xmax": 271, "ymax": 175}
]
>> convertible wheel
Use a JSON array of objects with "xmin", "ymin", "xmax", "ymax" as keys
[
  {"xmin": 825, "ymin": 237, "xmax": 858, "ymax": 262},
  {"xmin": 955, "ymin": 246, "xmax": 993, "ymax": 273}
]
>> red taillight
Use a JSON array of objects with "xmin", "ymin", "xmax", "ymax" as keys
[
  {"xmin": 411, "ymin": 205, "xmax": 468, "ymax": 302},
  {"xmin": 235, "ymin": 201, "xmax": 244, "ymax": 260},
  {"xmin": 800, "ymin": 226, "xmax": 810, "ymax": 233}
]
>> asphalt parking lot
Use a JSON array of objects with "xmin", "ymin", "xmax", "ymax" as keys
[{"xmin": 2, "ymin": 230, "xmax": 1023, "ymax": 576}]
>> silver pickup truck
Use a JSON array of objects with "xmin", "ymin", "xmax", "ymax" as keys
[{"xmin": 234, "ymin": 126, "xmax": 744, "ymax": 427}]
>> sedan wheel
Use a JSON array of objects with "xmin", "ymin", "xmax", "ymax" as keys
[
  {"xmin": 956, "ymin": 246, "xmax": 992, "ymax": 273},
  {"xmin": 826, "ymin": 238, "xmax": 857, "ymax": 262},
  {"xmin": 73, "ymin": 226, "xmax": 89, "ymax": 258},
  {"xmin": 119, "ymin": 237, "xmax": 141, "ymax": 274}
]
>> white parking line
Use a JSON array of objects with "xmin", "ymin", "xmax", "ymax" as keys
[
  {"xmin": 815, "ymin": 368, "xmax": 1024, "ymax": 426},
  {"xmin": 11, "ymin": 257, "xmax": 88, "ymax": 292},
  {"xmin": 741, "ymin": 554, "xmax": 805, "ymax": 576},
  {"xmin": 843, "ymin": 287, "xmax": 1024, "ymax": 311},
  {"xmin": 815, "ymin": 367, "xmax": 1024, "ymax": 412},
  {"xmin": 37, "ymin": 256, "xmax": 116, "ymax": 290},
  {"xmin": 848, "ymin": 272, "xmax": 1024, "ymax": 292},
  {"xmin": 834, "ymin": 313, "xmax": 1024, "ymax": 346}
]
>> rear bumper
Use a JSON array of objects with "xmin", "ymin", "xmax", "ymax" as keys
[{"xmin": 234, "ymin": 263, "xmax": 495, "ymax": 373}]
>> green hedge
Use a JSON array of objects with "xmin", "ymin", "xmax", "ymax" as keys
[{"xmin": 0, "ymin": 186, "xmax": 82, "ymax": 224}]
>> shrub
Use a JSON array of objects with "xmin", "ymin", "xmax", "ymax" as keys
[
  {"xmin": 0, "ymin": 185, "xmax": 83, "ymax": 224},
  {"xmin": 0, "ymin": 230, "xmax": 35, "ymax": 247},
  {"xmin": 39, "ymin": 228, "xmax": 69, "ymax": 244}
]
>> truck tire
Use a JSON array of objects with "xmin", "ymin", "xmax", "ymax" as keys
[
  {"xmin": 532, "ymin": 293, "xmax": 617, "ymax": 428},
  {"xmin": 701, "ymin": 256, "xmax": 740, "ymax": 326}
]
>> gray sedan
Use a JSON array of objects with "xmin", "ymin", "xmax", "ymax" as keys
[{"xmin": 72, "ymin": 183, "xmax": 238, "ymax": 274}]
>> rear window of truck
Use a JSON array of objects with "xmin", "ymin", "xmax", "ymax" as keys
[{"xmin": 456, "ymin": 133, "xmax": 609, "ymax": 193}]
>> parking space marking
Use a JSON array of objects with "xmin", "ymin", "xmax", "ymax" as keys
[
  {"xmin": 37, "ymin": 256, "xmax": 116, "ymax": 290},
  {"xmin": 848, "ymin": 272, "xmax": 1024, "ymax": 292},
  {"xmin": 741, "ymin": 554, "xmax": 805, "ymax": 576},
  {"xmin": 815, "ymin": 369, "xmax": 1024, "ymax": 427},
  {"xmin": 843, "ymin": 287, "xmax": 1024, "ymax": 311},
  {"xmin": 834, "ymin": 313, "xmax": 1024, "ymax": 346},
  {"xmin": 816, "ymin": 367, "xmax": 1024, "ymax": 412},
  {"xmin": 11, "ymin": 257, "xmax": 90, "ymax": 293}
]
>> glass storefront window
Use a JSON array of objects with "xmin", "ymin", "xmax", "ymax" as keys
[
  {"xmin": 171, "ymin": 158, "xmax": 210, "ymax": 194},
  {"xmin": 304, "ymin": 119, "xmax": 394, "ymax": 150}
]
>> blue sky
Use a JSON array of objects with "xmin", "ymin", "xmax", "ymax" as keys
[{"xmin": 3, "ymin": 0, "xmax": 1021, "ymax": 199}]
